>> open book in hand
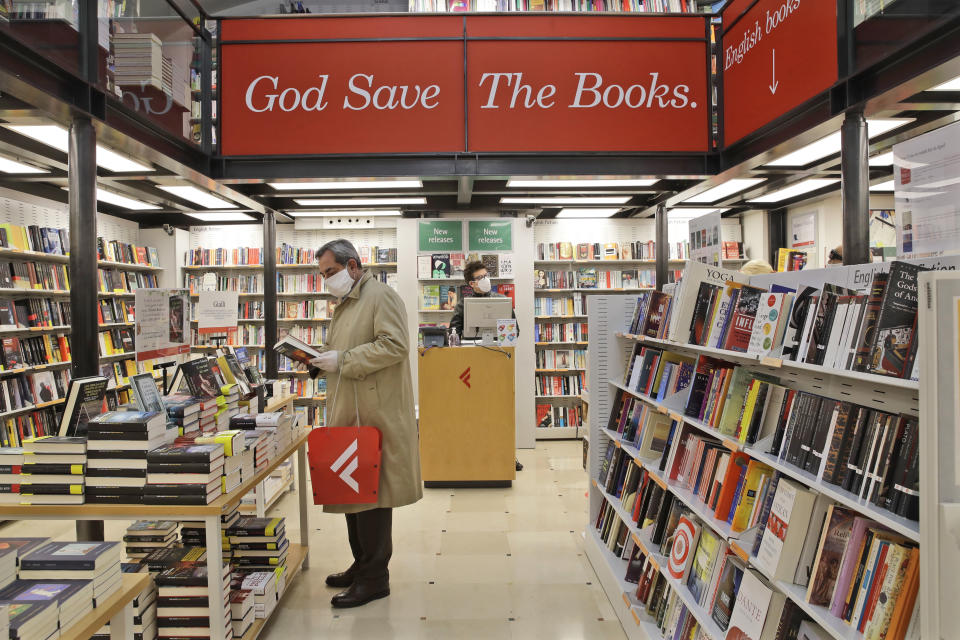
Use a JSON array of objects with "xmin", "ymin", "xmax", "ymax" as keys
[{"xmin": 273, "ymin": 335, "xmax": 323, "ymax": 368}]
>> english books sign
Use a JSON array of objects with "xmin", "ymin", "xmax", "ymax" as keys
[{"xmin": 220, "ymin": 15, "xmax": 710, "ymax": 156}]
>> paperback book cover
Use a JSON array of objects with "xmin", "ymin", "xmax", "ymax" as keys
[
  {"xmin": 867, "ymin": 261, "xmax": 927, "ymax": 377},
  {"xmin": 58, "ymin": 376, "xmax": 109, "ymax": 437}
]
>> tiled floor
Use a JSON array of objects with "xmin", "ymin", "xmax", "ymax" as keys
[{"xmin": 0, "ymin": 440, "xmax": 626, "ymax": 640}]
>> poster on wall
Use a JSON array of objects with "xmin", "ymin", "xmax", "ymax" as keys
[
  {"xmin": 688, "ymin": 210, "xmax": 723, "ymax": 265},
  {"xmin": 894, "ymin": 121, "xmax": 960, "ymax": 258},
  {"xmin": 790, "ymin": 210, "xmax": 818, "ymax": 266},
  {"xmin": 196, "ymin": 291, "xmax": 240, "ymax": 335},
  {"xmin": 468, "ymin": 220, "xmax": 512, "ymax": 252},
  {"xmin": 418, "ymin": 220, "xmax": 463, "ymax": 253},
  {"xmin": 134, "ymin": 289, "xmax": 191, "ymax": 361}
]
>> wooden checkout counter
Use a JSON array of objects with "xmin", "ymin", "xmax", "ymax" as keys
[{"xmin": 418, "ymin": 345, "xmax": 516, "ymax": 487}]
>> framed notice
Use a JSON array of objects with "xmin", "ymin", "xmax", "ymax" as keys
[
  {"xmin": 135, "ymin": 289, "xmax": 191, "ymax": 361},
  {"xmin": 791, "ymin": 211, "xmax": 817, "ymax": 250},
  {"xmin": 197, "ymin": 290, "xmax": 240, "ymax": 334}
]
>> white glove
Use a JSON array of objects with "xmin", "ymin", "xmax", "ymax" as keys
[{"xmin": 310, "ymin": 351, "xmax": 339, "ymax": 372}]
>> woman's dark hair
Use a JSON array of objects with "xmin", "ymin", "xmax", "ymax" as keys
[{"xmin": 463, "ymin": 260, "xmax": 486, "ymax": 283}]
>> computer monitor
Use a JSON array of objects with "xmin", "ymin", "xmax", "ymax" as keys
[{"xmin": 464, "ymin": 296, "xmax": 513, "ymax": 344}]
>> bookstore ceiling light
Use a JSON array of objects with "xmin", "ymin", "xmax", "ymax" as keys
[
  {"xmin": 500, "ymin": 196, "xmax": 631, "ymax": 205},
  {"xmin": 870, "ymin": 151, "xmax": 895, "ymax": 166},
  {"xmin": 285, "ymin": 210, "xmax": 402, "ymax": 217},
  {"xmin": 186, "ymin": 212, "xmax": 255, "ymax": 222},
  {"xmin": 764, "ymin": 119, "xmax": 914, "ymax": 167},
  {"xmin": 667, "ymin": 208, "xmax": 729, "ymax": 219},
  {"xmin": 0, "ymin": 155, "xmax": 47, "ymax": 174},
  {"xmin": 505, "ymin": 178, "xmax": 658, "ymax": 188},
  {"xmin": 870, "ymin": 180, "xmax": 895, "ymax": 192},
  {"xmin": 683, "ymin": 179, "xmax": 765, "ymax": 203},
  {"xmin": 157, "ymin": 185, "xmax": 238, "ymax": 209},
  {"xmin": 749, "ymin": 178, "xmax": 839, "ymax": 203},
  {"xmin": 555, "ymin": 208, "xmax": 621, "ymax": 218},
  {"xmin": 930, "ymin": 76, "xmax": 960, "ymax": 91},
  {"xmin": 95, "ymin": 189, "xmax": 159, "ymax": 210},
  {"xmin": 2, "ymin": 124, "xmax": 152, "ymax": 172},
  {"xmin": 293, "ymin": 197, "xmax": 426, "ymax": 206},
  {"xmin": 268, "ymin": 179, "xmax": 422, "ymax": 190}
]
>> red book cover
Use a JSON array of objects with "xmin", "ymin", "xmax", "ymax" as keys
[
  {"xmin": 712, "ymin": 451, "xmax": 750, "ymax": 521},
  {"xmin": 722, "ymin": 286, "xmax": 765, "ymax": 353}
]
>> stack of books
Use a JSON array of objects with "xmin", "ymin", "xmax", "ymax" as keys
[
  {"xmin": 220, "ymin": 385, "xmax": 241, "ymax": 420},
  {"xmin": 194, "ymin": 430, "xmax": 244, "ymax": 495},
  {"xmin": 86, "ymin": 411, "xmax": 171, "ymax": 504},
  {"xmin": 142, "ymin": 548, "xmax": 206, "ymax": 576},
  {"xmin": 164, "ymin": 395, "xmax": 201, "ymax": 437},
  {"xmin": 242, "ymin": 430, "xmax": 273, "ymax": 477},
  {"xmin": 19, "ymin": 437, "xmax": 86, "ymax": 505},
  {"xmin": 0, "ymin": 578, "xmax": 94, "ymax": 631},
  {"xmin": 230, "ymin": 412, "xmax": 297, "ymax": 453},
  {"xmin": 181, "ymin": 506, "xmax": 239, "ymax": 563},
  {"xmin": 229, "ymin": 589, "xmax": 254, "ymax": 638},
  {"xmin": 0, "ymin": 549, "xmax": 15, "ymax": 589},
  {"xmin": 156, "ymin": 562, "xmax": 231, "ymax": 640},
  {"xmin": 92, "ymin": 563, "xmax": 158, "ymax": 640},
  {"xmin": 0, "ymin": 448, "xmax": 23, "ymax": 505},
  {"xmin": 238, "ymin": 572, "xmax": 276, "ymax": 620},
  {"xmin": 198, "ymin": 398, "xmax": 223, "ymax": 435},
  {"xmin": 18, "ymin": 542, "xmax": 122, "ymax": 608},
  {"xmin": 0, "ymin": 539, "xmax": 50, "ymax": 571},
  {"xmin": 2, "ymin": 599, "xmax": 56, "ymax": 640},
  {"xmin": 0, "ymin": 605, "xmax": 8, "ymax": 640},
  {"xmin": 227, "ymin": 517, "xmax": 288, "ymax": 575},
  {"xmin": 144, "ymin": 444, "xmax": 225, "ymax": 505},
  {"xmin": 112, "ymin": 33, "xmax": 165, "ymax": 91},
  {"xmin": 123, "ymin": 521, "xmax": 179, "ymax": 561}
]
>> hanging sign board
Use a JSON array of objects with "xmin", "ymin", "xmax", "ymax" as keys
[
  {"xmin": 134, "ymin": 289, "xmax": 191, "ymax": 361},
  {"xmin": 196, "ymin": 290, "xmax": 240, "ymax": 335},
  {"xmin": 468, "ymin": 220, "xmax": 512, "ymax": 252},
  {"xmin": 721, "ymin": 0, "xmax": 837, "ymax": 146},
  {"xmin": 418, "ymin": 220, "xmax": 463, "ymax": 252},
  {"xmin": 220, "ymin": 15, "xmax": 710, "ymax": 156}
]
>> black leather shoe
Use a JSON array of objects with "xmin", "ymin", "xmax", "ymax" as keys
[
  {"xmin": 325, "ymin": 570, "xmax": 355, "ymax": 588},
  {"xmin": 331, "ymin": 581, "xmax": 390, "ymax": 608}
]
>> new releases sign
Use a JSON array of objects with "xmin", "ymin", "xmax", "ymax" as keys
[
  {"xmin": 722, "ymin": 0, "xmax": 837, "ymax": 146},
  {"xmin": 220, "ymin": 15, "xmax": 710, "ymax": 156}
]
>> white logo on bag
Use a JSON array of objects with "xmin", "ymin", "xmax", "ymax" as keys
[{"xmin": 330, "ymin": 439, "xmax": 360, "ymax": 493}]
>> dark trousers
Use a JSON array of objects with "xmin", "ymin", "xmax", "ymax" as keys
[{"xmin": 344, "ymin": 507, "xmax": 393, "ymax": 586}]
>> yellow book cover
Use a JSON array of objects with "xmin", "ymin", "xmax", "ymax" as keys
[
  {"xmin": 124, "ymin": 360, "xmax": 137, "ymax": 377},
  {"xmin": 197, "ymin": 430, "xmax": 243, "ymax": 457},
  {"xmin": 732, "ymin": 460, "xmax": 773, "ymax": 532},
  {"xmin": 737, "ymin": 380, "xmax": 762, "ymax": 442}
]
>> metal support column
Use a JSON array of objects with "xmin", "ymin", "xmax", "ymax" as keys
[
  {"xmin": 69, "ymin": 117, "xmax": 103, "ymax": 541},
  {"xmin": 841, "ymin": 110, "xmax": 870, "ymax": 266},
  {"xmin": 655, "ymin": 204, "xmax": 668, "ymax": 291},
  {"xmin": 767, "ymin": 207, "xmax": 788, "ymax": 268},
  {"xmin": 199, "ymin": 19, "xmax": 213, "ymax": 155},
  {"xmin": 263, "ymin": 210, "xmax": 278, "ymax": 379}
]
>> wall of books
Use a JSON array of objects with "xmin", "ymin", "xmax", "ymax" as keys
[
  {"xmin": 185, "ymin": 223, "xmax": 400, "ymax": 427},
  {"xmin": 0, "ymin": 192, "xmax": 166, "ymax": 447},
  {"xmin": 585, "ymin": 255, "xmax": 935, "ymax": 640}
]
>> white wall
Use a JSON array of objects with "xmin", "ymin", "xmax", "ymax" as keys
[
  {"xmin": 740, "ymin": 210, "xmax": 768, "ymax": 264},
  {"xmin": 786, "ymin": 194, "xmax": 895, "ymax": 268}
]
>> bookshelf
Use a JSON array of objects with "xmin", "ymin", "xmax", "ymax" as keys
[{"xmin": 586, "ymin": 258, "xmax": 924, "ymax": 640}]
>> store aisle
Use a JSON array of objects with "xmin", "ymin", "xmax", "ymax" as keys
[{"xmin": 267, "ymin": 440, "xmax": 626, "ymax": 640}]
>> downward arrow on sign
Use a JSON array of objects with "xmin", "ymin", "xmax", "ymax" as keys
[{"xmin": 769, "ymin": 49, "xmax": 779, "ymax": 95}]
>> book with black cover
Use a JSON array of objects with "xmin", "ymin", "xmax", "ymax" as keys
[
  {"xmin": 852, "ymin": 272, "xmax": 890, "ymax": 371},
  {"xmin": 147, "ymin": 444, "xmax": 223, "ymax": 464},
  {"xmin": 19, "ymin": 541, "xmax": 120, "ymax": 571},
  {"xmin": 867, "ymin": 261, "xmax": 928, "ymax": 378},
  {"xmin": 177, "ymin": 359, "xmax": 221, "ymax": 399},
  {"xmin": 723, "ymin": 285, "xmax": 765, "ymax": 353},
  {"xmin": 272, "ymin": 335, "xmax": 322, "ymax": 368},
  {"xmin": 58, "ymin": 376, "xmax": 109, "ymax": 437}
]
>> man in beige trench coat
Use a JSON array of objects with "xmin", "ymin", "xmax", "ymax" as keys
[{"xmin": 309, "ymin": 239, "xmax": 423, "ymax": 608}]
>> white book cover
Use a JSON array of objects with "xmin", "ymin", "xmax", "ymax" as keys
[
  {"xmin": 416, "ymin": 255, "xmax": 431, "ymax": 279},
  {"xmin": 828, "ymin": 299, "xmax": 856, "ymax": 369},
  {"xmin": 822, "ymin": 298, "xmax": 852, "ymax": 368},
  {"xmin": 747, "ymin": 293, "xmax": 786, "ymax": 357},
  {"xmin": 754, "ymin": 479, "xmax": 798, "ymax": 580},
  {"xmin": 498, "ymin": 254, "xmax": 514, "ymax": 278},
  {"xmin": 666, "ymin": 262, "xmax": 748, "ymax": 343},
  {"xmin": 795, "ymin": 293, "xmax": 821, "ymax": 363},
  {"xmin": 725, "ymin": 569, "xmax": 773, "ymax": 640}
]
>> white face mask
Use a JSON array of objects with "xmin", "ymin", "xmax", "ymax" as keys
[
  {"xmin": 476, "ymin": 276, "xmax": 492, "ymax": 293},
  {"xmin": 326, "ymin": 267, "xmax": 355, "ymax": 298}
]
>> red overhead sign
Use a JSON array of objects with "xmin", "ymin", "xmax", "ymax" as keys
[
  {"xmin": 220, "ymin": 16, "xmax": 710, "ymax": 156},
  {"xmin": 721, "ymin": 0, "xmax": 837, "ymax": 146}
]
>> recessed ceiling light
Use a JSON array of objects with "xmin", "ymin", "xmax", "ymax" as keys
[
  {"xmin": 870, "ymin": 180, "xmax": 895, "ymax": 192},
  {"xmin": 285, "ymin": 210, "xmax": 402, "ymax": 217},
  {"xmin": 0, "ymin": 156, "xmax": 47, "ymax": 174},
  {"xmin": 667, "ymin": 208, "xmax": 729, "ymax": 218},
  {"xmin": 764, "ymin": 119, "xmax": 914, "ymax": 167},
  {"xmin": 501, "ymin": 196, "xmax": 631, "ymax": 205},
  {"xmin": 930, "ymin": 76, "xmax": 960, "ymax": 91},
  {"xmin": 684, "ymin": 179, "xmax": 765, "ymax": 203},
  {"xmin": 293, "ymin": 197, "xmax": 425, "ymax": 206},
  {"xmin": 506, "ymin": 178, "xmax": 658, "ymax": 188},
  {"xmin": 269, "ymin": 179, "xmax": 421, "ymax": 191},
  {"xmin": 158, "ymin": 185, "xmax": 237, "ymax": 209},
  {"xmin": 749, "ymin": 178, "xmax": 839, "ymax": 203},
  {"xmin": 185, "ymin": 212, "xmax": 255, "ymax": 222},
  {"xmin": 3, "ymin": 124, "xmax": 152, "ymax": 172},
  {"xmin": 869, "ymin": 151, "xmax": 894, "ymax": 166},
  {"xmin": 555, "ymin": 208, "xmax": 621, "ymax": 218},
  {"xmin": 96, "ymin": 189, "xmax": 159, "ymax": 210}
]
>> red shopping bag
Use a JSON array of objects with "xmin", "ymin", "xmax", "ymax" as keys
[{"xmin": 308, "ymin": 425, "xmax": 382, "ymax": 505}]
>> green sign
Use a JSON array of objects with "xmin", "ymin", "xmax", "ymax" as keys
[
  {"xmin": 418, "ymin": 220, "xmax": 463, "ymax": 252},
  {"xmin": 468, "ymin": 220, "xmax": 513, "ymax": 251}
]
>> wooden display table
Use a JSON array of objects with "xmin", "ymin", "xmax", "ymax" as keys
[{"xmin": 418, "ymin": 346, "xmax": 516, "ymax": 487}]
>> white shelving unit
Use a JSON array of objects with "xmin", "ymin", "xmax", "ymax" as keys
[{"xmin": 585, "ymin": 290, "xmax": 923, "ymax": 640}]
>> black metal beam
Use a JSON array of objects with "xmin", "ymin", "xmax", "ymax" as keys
[
  {"xmin": 767, "ymin": 207, "xmax": 788, "ymax": 268},
  {"xmin": 263, "ymin": 211, "xmax": 278, "ymax": 380},
  {"xmin": 841, "ymin": 110, "xmax": 870, "ymax": 265},
  {"xmin": 655, "ymin": 203, "xmax": 667, "ymax": 291}
]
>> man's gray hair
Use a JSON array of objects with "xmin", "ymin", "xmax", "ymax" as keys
[{"xmin": 317, "ymin": 239, "xmax": 361, "ymax": 267}]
